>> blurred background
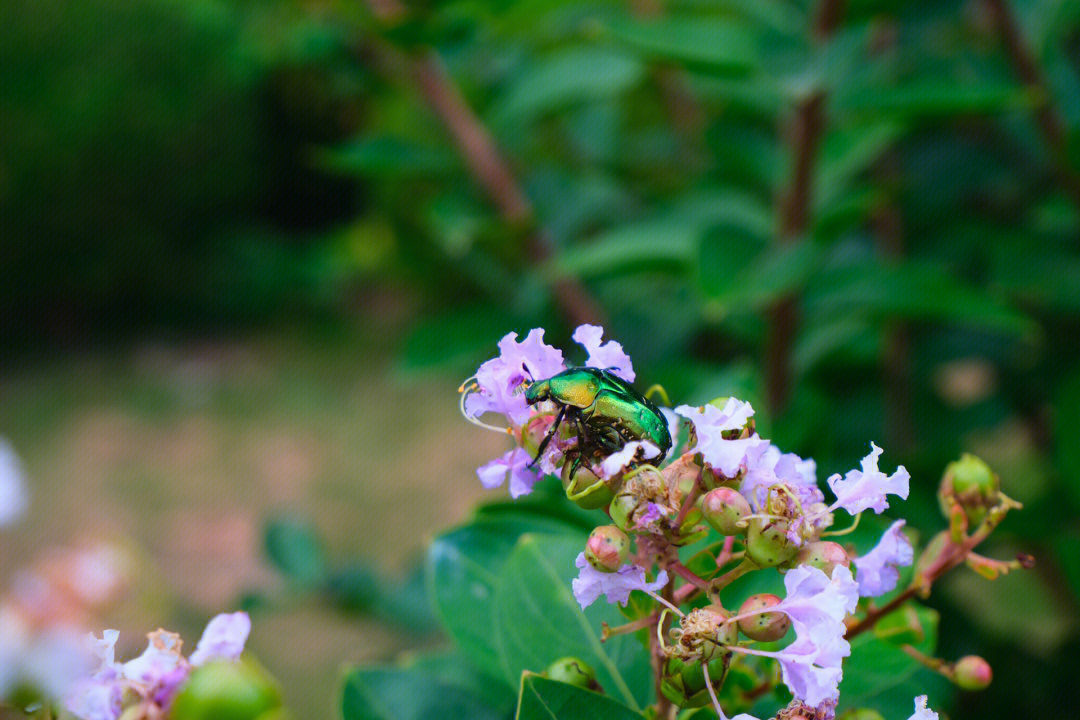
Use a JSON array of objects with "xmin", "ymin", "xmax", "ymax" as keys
[{"xmin": 2, "ymin": 0, "xmax": 1079, "ymax": 717}]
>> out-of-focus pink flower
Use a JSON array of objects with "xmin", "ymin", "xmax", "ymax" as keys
[
  {"xmin": 826, "ymin": 443, "xmax": 909, "ymax": 515},
  {"xmin": 0, "ymin": 438, "xmax": 29, "ymax": 528},
  {"xmin": 853, "ymin": 520, "xmax": 913, "ymax": 597},
  {"xmin": 572, "ymin": 324, "xmax": 635, "ymax": 382},
  {"xmin": 571, "ymin": 553, "xmax": 668, "ymax": 609},
  {"xmin": 189, "ymin": 611, "xmax": 251, "ymax": 666}
]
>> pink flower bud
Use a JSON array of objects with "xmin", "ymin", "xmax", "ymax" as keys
[
  {"xmin": 584, "ymin": 526, "xmax": 630, "ymax": 573},
  {"xmin": 737, "ymin": 593, "xmax": 791, "ymax": 642},
  {"xmin": 953, "ymin": 655, "xmax": 992, "ymax": 690},
  {"xmin": 702, "ymin": 487, "xmax": 751, "ymax": 535}
]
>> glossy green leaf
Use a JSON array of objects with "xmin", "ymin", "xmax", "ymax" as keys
[
  {"xmin": 264, "ymin": 518, "xmax": 327, "ymax": 588},
  {"xmin": 428, "ymin": 515, "xmax": 582, "ymax": 685},
  {"xmin": 489, "ymin": 48, "xmax": 643, "ymax": 129},
  {"xmin": 492, "ymin": 534, "xmax": 654, "ymax": 711},
  {"xmin": 605, "ymin": 17, "xmax": 758, "ymax": 74},
  {"xmin": 340, "ymin": 665, "xmax": 506, "ymax": 720},
  {"xmin": 515, "ymin": 674, "xmax": 643, "ymax": 720},
  {"xmin": 839, "ymin": 604, "xmax": 942, "ymax": 713}
]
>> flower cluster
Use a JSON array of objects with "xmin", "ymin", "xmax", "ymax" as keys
[
  {"xmin": 64, "ymin": 612, "xmax": 251, "ymax": 720},
  {"xmin": 462, "ymin": 325, "xmax": 1023, "ymax": 720}
]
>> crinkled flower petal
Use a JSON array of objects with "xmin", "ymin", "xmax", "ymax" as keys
[
  {"xmin": 675, "ymin": 400, "xmax": 762, "ymax": 477},
  {"xmin": 826, "ymin": 443, "xmax": 909, "ymax": 515},
  {"xmin": 600, "ymin": 440, "xmax": 659, "ymax": 479},
  {"xmin": 572, "ymin": 324, "xmax": 635, "ymax": 382},
  {"xmin": 659, "ymin": 407, "xmax": 681, "ymax": 456},
  {"xmin": 741, "ymin": 443, "xmax": 822, "ymax": 512},
  {"xmin": 64, "ymin": 677, "xmax": 122, "ymax": 720},
  {"xmin": 465, "ymin": 329, "xmax": 565, "ymax": 425},
  {"xmin": 122, "ymin": 631, "xmax": 182, "ymax": 687},
  {"xmin": 908, "ymin": 695, "xmax": 939, "ymax": 720},
  {"xmin": 189, "ymin": 612, "xmax": 251, "ymax": 666},
  {"xmin": 477, "ymin": 447, "xmax": 540, "ymax": 498},
  {"xmin": 775, "ymin": 651, "xmax": 844, "ymax": 707},
  {"xmin": 853, "ymin": 520, "xmax": 913, "ymax": 597},
  {"xmin": 571, "ymin": 553, "xmax": 668, "ymax": 609},
  {"xmin": 0, "ymin": 438, "xmax": 29, "ymax": 527},
  {"xmin": 87, "ymin": 630, "xmax": 119, "ymax": 672},
  {"xmin": 635, "ymin": 502, "xmax": 674, "ymax": 532}
]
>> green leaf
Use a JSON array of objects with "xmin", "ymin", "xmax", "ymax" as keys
[
  {"xmin": 398, "ymin": 305, "xmax": 518, "ymax": 375},
  {"xmin": 805, "ymin": 260, "xmax": 1037, "ymax": 338},
  {"xmin": 835, "ymin": 80, "xmax": 1033, "ymax": 118},
  {"xmin": 340, "ymin": 665, "xmax": 507, "ymax": 720},
  {"xmin": 427, "ymin": 516, "xmax": 582, "ymax": 685},
  {"xmin": 515, "ymin": 674, "xmax": 644, "ymax": 720},
  {"xmin": 604, "ymin": 16, "xmax": 758, "ymax": 74},
  {"xmin": 492, "ymin": 535, "xmax": 654, "ymax": 711},
  {"xmin": 488, "ymin": 48, "xmax": 643, "ymax": 129},
  {"xmin": 264, "ymin": 518, "xmax": 328, "ymax": 588},
  {"xmin": 1055, "ymin": 372, "xmax": 1080, "ymax": 510},
  {"xmin": 315, "ymin": 136, "xmax": 455, "ymax": 177},
  {"xmin": 839, "ymin": 604, "xmax": 942, "ymax": 713}
]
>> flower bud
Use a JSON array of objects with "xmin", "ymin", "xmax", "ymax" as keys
[
  {"xmin": 562, "ymin": 461, "xmax": 614, "ymax": 510},
  {"xmin": 737, "ymin": 593, "xmax": 790, "ymax": 642},
  {"xmin": 609, "ymin": 492, "xmax": 637, "ymax": 532},
  {"xmin": 745, "ymin": 517, "xmax": 797, "ymax": 567},
  {"xmin": 544, "ymin": 656, "xmax": 601, "ymax": 691},
  {"xmin": 939, "ymin": 453, "xmax": 1000, "ymax": 527},
  {"xmin": 660, "ymin": 656, "xmax": 730, "ymax": 708},
  {"xmin": 953, "ymin": 655, "xmax": 992, "ymax": 690},
  {"xmin": 790, "ymin": 541, "xmax": 850, "ymax": 576},
  {"xmin": 170, "ymin": 660, "xmax": 281, "ymax": 720},
  {"xmin": 584, "ymin": 526, "xmax": 630, "ymax": 572},
  {"xmin": 701, "ymin": 487, "xmax": 751, "ymax": 535}
]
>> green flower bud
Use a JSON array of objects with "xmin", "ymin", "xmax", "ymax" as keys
[
  {"xmin": 585, "ymin": 525, "xmax": 630, "ymax": 572},
  {"xmin": 659, "ymin": 655, "xmax": 731, "ymax": 708},
  {"xmin": 609, "ymin": 492, "xmax": 637, "ymax": 532},
  {"xmin": 701, "ymin": 487, "xmax": 751, "ymax": 536},
  {"xmin": 170, "ymin": 660, "xmax": 281, "ymax": 720},
  {"xmin": 953, "ymin": 655, "xmax": 992, "ymax": 691},
  {"xmin": 737, "ymin": 593, "xmax": 790, "ymax": 642},
  {"xmin": 746, "ymin": 517, "xmax": 797, "ymax": 567},
  {"xmin": 939, "ymin": 453, "xmax": 1000, "ymax": 527},
  {"xmin": 562, "ymin": 461, "xmax": 614, "ymax": 510},
  {"xmin": 790, "ymin": 541, "xmax": 850, "ymax": 576},
  {"xmin": 544, "ymin": 657, "xmax": 601, "ymax": 691}
]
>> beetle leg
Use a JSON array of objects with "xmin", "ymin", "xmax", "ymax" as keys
[{"xmin": 530, "ymin": 405, "xmax": 566, "ymax": 468}]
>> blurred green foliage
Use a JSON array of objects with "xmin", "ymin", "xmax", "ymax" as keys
[{"xmin": 3, "ymin": 0, "xmax": 1080, "ymax": 717}]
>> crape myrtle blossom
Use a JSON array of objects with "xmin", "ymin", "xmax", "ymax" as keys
[
  {"xmin": 724, "ymin": 565, "xmax": 858, "ymax": 706},
  {"xmin": 635, "ymin": 501, "xmax": 674, "ymax": 532},
  {"xmin": 477, "ymin": 447, "xmax": 539, "ymax": 499},
  {"xmin": 64, "ymin": 612, "xmax": 251, "ymax": 720},
  {"xmin": 464, "ymin": 328, "xmax": 566, "ymax": 426},
  {"xmin": 674, "ymin": 399, "xmax": 764, "ymax": 477},
  {"xmin": 572, "ymin": 324, "xmax": 635, "ymax": 382},
  {"xmin": 0, "ymin": 438, "xmax": 29, "ymax": 527},
  {"xmin": 853, "ymin": 520, "xmax": 914, "ymax": 597},
  {"xmin": 741, "ymin": 441, "xmax": 823, "ymax": 512},
  {"xmin": 571, "ymin": 553, "xmax": 668, "ymax": 609},
  {"xmin": 826, "ymin": 442, "xmax": 910, "ymax": 516},
  {"xmin": 909, "ymin": 695, "xmax": 939, "ymax": 720},
  {"xmin": 600, "ymin": 440, "xmax": 660, "ymax": 479}
]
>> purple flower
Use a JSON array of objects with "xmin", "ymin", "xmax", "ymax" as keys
[
  {"xmin": 600, "ymin": 440, "xmax": 659, "ymax": 479},
  {"xmin": 635, "ymin": 502, "xmax": 674, "ymax": 532},
  {"xmin": 659, "ymin": 407, "xmax": 681, "ymax": 456},
  {"xmin": 908, "ymin": 696, "xmax": 939, "ymax": 720},
  {"xmin": 675, "ymin": 399, "xmax": 763, "ymax": 477},
  {"xmin": 741, "ymin": 442, "xmax": 822, "ymax": 512},
  {"xmin": 122, "ymin": 631, "xmax": 182, "ymax": 687},
  {"xmin": 853, "ymin": 520, "xmax": 913, "ymax": 598},
  {"xmin": 0, "ymin": 438, "xmax": 29, "ymax": 527},
  {"xmin": 477, "ymin": 447, "xmax": 540, "ymax": 498},
  {"xmin": 465, "ymin": 329, "xmax": 565, "ymax": 426},
  {"xmin": 572, "ymin": 324, "xmax": 635, "ymax": 382},
  {"xmin": 88, "ymin": 630, "xmax": 119, "ymax": 671},
  {"xmin": 826, "ymin": 443, "xmax": 909, "ymax": 515},
  {"xmin": 774, "ymin": 635, "xmax": 846, "ymax": 707},
  {"xmin": 571, "ymin": 553, "xmax": 668, "ymax": 609},
  {"xmin": 189, "ymin": 612, "xmax": 251, "ymax": 666},
  {"xmin": 64, "ymin": 678, "xmax": 122, "ymax": 720}
]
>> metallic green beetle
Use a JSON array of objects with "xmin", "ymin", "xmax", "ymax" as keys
[{"xmin": 524, "ymin": 367, "xmax": 672, "ymax": 478}]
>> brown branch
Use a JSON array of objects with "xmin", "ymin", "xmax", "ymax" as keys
[
  {"xmin": 362, "ymin": 1, "xmax": 604, "ymax": 328},
  {"xmin": 982, "ymin": 0, "xmax": 1080, "ymax": 208}
]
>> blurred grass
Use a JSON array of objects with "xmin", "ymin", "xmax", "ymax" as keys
[{"xmin": 0, "ymin": 326, "xmax": 504, "ymax": 716}]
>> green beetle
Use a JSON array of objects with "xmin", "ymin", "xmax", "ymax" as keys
[{"xmin": 524, "ymin": 367, "xmax": 672, "ymax": 479}]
